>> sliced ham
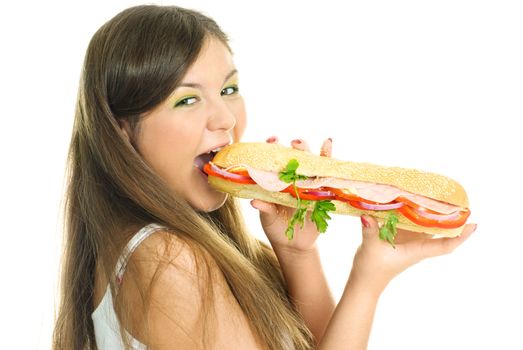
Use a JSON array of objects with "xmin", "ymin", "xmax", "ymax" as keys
[
  {"xmin": 229, "ymin": 164, "xmax": 336, "ymax": 192},
  {"xmin": 236, "ymin": 165, "xmax": 288, "ymax": 191},
  {"xmin": 295, "ymin": 177, "xmax": 336, "ymax": 189},
  {"xmin": 401, "ymin": 193, "xmax": 462, "ymax": 214},
  {"xmin": 327, "ymin": 178, "xmax": 404, "ymax": 203},
  {"xmin": 224, "ymin": 164, "xmax": 463, "ymax": 214}
]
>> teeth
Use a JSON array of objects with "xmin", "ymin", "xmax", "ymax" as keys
[{"xmin": 204, "ymin": 144, "xmax": 228, "ymax": 155}]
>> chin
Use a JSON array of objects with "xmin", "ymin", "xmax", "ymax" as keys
[{"xmin": 193, "ymin": 192, "xmax": 228, "ymax": 213}]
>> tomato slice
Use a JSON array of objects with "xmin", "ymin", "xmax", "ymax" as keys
[
  {"xmin": 398, "ymin": 205, "xmax": 471, "ymax": 229},
  {"xmin": 327, "ymin": 188, "xmax": 382, "ymax": 204},
  {"xmin": 203, "ymin": 163, "xmax": 256, "ymax": 184},
  {"xmin": 282, "ymin": 186, "xmax": 336, "ymax": 201},
  {"xmin": 327, "ymin": 187, "xmax": 470, "ymax": 228}
]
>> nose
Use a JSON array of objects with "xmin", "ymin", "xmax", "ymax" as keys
[{"xmin": 207, "ymin": 98, "xmax": 236, "ymax": 132}]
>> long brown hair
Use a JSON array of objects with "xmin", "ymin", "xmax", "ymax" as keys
[{"xmin": 52, "ymin": 5, "xmax": 314, "ymax": 350}]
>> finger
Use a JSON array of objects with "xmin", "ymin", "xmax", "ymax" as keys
[
  {"xmin": 250, "ymin": 199, "xmax": 278, "ymax": 215},
  {"xmin": 251, "ymin": 199, "xmax": 292, "ymax": 228},
  {"xmin": 291, "ymin": 139, "xmax": 311, "ymax": 152},
  {"xmin": 408, "ymin": 223, "xmax": 477, "ymax": 259},
  {"xmin": 360, "ymin": 215, "xmax": 381, "ymax": 245},
  {"xmin": 266, "ymin": 136, "xmax": 279, "ymax": 143},
  {"xmin": 320, "ymin": 138, "xmax": 333, "ymax": 157}
]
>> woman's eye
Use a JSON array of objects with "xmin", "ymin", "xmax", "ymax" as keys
[
  {"xmin": 175, "ymin": 96, "xmax": 198, "ymax": 107},
  {"xmin": 221, "ymin": 85, "xmax": 239, "ymax": 96}
]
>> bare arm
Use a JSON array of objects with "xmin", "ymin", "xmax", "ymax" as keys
[
  {"xmin": 273, "ymin": 244, "xmax": 335, "ymax": 345},
  {"xmin": 317, "ymin": 216, "xmax": 476, "ymax": 349},
  {"xmin": 317, "ymin": 271, "xmax": 380, "ymax": 349},
  {"xmin": 253, "ymin": 137, "xmax": 336, "ymax": 344}
]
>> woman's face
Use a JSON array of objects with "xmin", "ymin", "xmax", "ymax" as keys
[{"xmin": 124, "ymin": 37, "xmax": 246, "ymax": 212}]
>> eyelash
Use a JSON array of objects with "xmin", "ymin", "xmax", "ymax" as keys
[
  {"xmin": 174, "ymin": 85, "xmax": 240, "ymax": 107},
  {"xmin": 175, "ymin": 96, "xmax": 198, "ymax": 107}
]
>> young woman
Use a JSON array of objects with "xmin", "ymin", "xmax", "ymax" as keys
[{"xmin": 52, "ymin": 5, "xmax": 476, "ymax": 350}]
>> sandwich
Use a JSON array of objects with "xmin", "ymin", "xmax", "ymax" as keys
[{"xmin": 202, "ymin": 142, "xmax": 471, "ymax": 245}]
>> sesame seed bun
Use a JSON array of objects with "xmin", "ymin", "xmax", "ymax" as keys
[{"xmin": 210, "ymin": 142, "xmax": 470, "ymax": 237}]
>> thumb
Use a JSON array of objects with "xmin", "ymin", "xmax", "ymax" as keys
[{"xmin": 360, "ymin": 215, "xmax": 380, "ymax": 244}]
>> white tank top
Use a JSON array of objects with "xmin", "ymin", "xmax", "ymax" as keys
[{"xmin": 91, "ymin": 223, "xmax": 165, "ymax": 350}]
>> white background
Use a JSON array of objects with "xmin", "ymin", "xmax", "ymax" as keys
[{"xmin": 1, "ymin": 1, "xmax": 522, "ymax": 349}]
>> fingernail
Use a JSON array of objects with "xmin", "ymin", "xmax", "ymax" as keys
[
  {"xmin": 472, "ymin": 224, "xmax": 477, "ymax": 232},
  {"xmin": 291, "ymin": 139, "xmax": 302, "ymax": 145},
  {"xmin": 360, "ymin": 216, "xmax": 370, "ymax": 228},
  {"xmin": 266, "ymin": 136, "xmax": 277, "ymax": 143},
  {"xmin": 328, "ymin": 137, "xmax": 332, "ymax": 143}
]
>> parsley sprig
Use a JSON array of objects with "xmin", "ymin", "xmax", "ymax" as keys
[
  {"xmin": 284, "ymin": 205, "xmax": 309, "ymax": 240},
  {"xmin": 279, "ymin": 159, "xmax": 336, "ymax": 239},
  {"xmin": 311, "ymin": 200, "xmax": 336, "ymax": 233},
  {"xmin": 379, "ymin": 211, "xmax": 399, "ymax": 248}
]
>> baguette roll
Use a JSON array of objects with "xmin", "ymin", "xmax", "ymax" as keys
[{"xmin": 208, "ymin": 142, "xmax": 470, "ymax": 238}]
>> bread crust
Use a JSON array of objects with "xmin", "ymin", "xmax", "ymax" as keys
[
  {"xmin": 209, "ymin": 176, "xmax": 464, "ymax": 238},
  {"xmin": 212, "ymin": 142, "xmax": 469, "ymax": 208}
]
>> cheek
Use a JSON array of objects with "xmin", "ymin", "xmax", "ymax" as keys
[
  {"xmin": 233, "ymin": 99, "xmax": 247, "ymax": 142},
  {"xmin": 136, "ymin": 115, "xmax": 202, "ymax": 178}
]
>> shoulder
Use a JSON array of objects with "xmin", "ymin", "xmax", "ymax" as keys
[
  {"xmin": 130, "ymin": 228, "xmax": 209, "ymax": 279},
  {"xmin": 119, "ymin": 229, "xmax": 213, "ymax": 347},
  {"xmin": 129, "ymin": 228, "xmax": 218, "ymax": 301},
  {"xmin": 121, "ymin": 228, "xmax": 262, "ymax": 349}
]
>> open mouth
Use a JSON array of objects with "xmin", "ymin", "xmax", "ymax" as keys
[
  {"xmin": 194, "ymin": 151, "xmax": 218, "ymax": 175},
  {"xmin": 193, "ymin": 143, "xmax": 229, "ymax": 177}
]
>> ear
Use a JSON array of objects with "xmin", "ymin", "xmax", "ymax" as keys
[{"xmin": 117, "ymin": 118, "xmax": 133, "ymax": 144}]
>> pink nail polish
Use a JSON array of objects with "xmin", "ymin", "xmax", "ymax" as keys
[
  {"xmin": 266, "ymin": 136, "xmax": 277, "ymax": 143},
  {"xmin": 291, "ymin": 139, "xmax": 302, "ymax": 144},
  {"xmin": 360, "ymin": 216, "xmax": 370, "ymax": 228},
  {"xmin": 328, "ymin": 137, "xmax": 332, "ymax": 142}
]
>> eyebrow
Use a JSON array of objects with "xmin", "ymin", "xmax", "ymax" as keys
[{"xmin": 178, "ymin": 69, "xmax": 238, "ymax": 89}]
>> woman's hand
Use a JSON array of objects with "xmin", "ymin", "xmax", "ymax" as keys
[
  {"xmin": 350, "ymin": 215, "xmax": 477, "ymax": 295},
  {"xmin": 250, "ymin": 136, "xmax": 333, "ymax": 253}
]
